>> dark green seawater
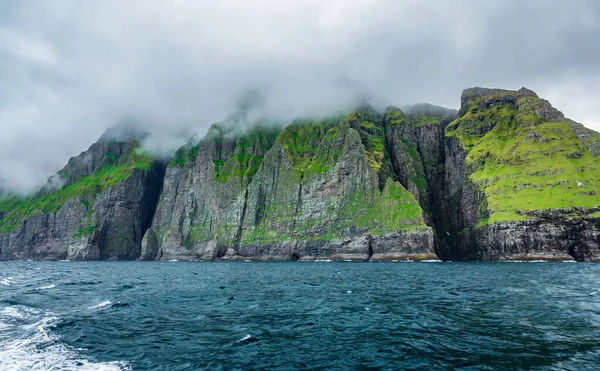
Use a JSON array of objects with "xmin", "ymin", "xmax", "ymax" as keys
[{"xmin": 1, "ymin": 261, "xmax": 599, "ymax": 370}]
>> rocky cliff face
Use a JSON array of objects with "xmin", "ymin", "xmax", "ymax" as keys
[
  {"xmin": 0, "ymin": 130, "xmax": 165, "ymax": 260},
  {"xmin": 441, "ymin": 88, "xmax": 600, "ymax": 261},
  {"xmin": 149, "ymin": 107, "xmax": 436, "ymax": 261},
  {"xmin": 1, "ymin": 87, "xmax": 599, "ymax": 261}
]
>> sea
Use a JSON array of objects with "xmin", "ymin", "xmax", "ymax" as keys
[{"xmin": 0, "ymin": 260, "xmax": 599, "ymax": 370}]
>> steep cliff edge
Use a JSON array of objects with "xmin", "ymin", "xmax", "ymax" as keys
[
  {"xmin": 0, "ymin": 129, "xmax": 165, "ymax": 260},
  {"xmin": 1, "ymin": 87, "xmax": 599, "ymax": 261},
  {"xmin": 148, "ymin": 106, "xmax": 436, "ymax": 261},
  {"xmin": 441, "ymin": 87, "xmax": 600, "ymax": 261}
]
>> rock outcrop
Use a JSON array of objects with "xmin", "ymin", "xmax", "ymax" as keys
[
  {"xmin": 151, "ymin": 107, "xmax": 436, "ymax": 261},
  {"xmin": 1, "ymin": 87, "xmax": 599, "ymax": 261},
  {"xmin": 440, "ymin": 87, "xmax": 600, "ymax": 261},
  {"xmin": 0, "ymin": 130, "xmax": 165, "ymax": 260}
]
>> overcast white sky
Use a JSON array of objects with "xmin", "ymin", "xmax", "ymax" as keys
[{"xmin": 1, "ymin": 0, "xmax": 599, "ymax": 193}]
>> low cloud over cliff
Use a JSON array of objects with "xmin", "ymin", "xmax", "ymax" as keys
[{"xmin": 1, "ymin": 0, "xmax": 599, "ymax": 193}]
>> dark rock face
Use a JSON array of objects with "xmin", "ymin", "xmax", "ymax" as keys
[
  {"xmin": 93, "ymin": 164, "xmax": 165, "ymax": 260},
  {"xmin": 0, "ymin": 137, "xmax": 165, "ymax": 261},
  {"xmin": 471, "ymin": 218, "xmax": 600, "ymax": 261},
  {"xmin": 0, "ymin": 197, "xmax": 88, "ymax": 260},
  {"xmin": 1, "ymin": 87, "xmax": 599, "ymax": 262},
  {"xmin": 437, "ymin": 135, "xmax": 488, "ymax": 260},
  {"xmin": 139, "ymin": 228, "xmax": 159, "ymax": 260}
]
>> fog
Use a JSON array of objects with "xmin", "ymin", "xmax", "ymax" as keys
[{"xmin": 1, "ymin": 0, "xmax": 599, "ymax": 193}]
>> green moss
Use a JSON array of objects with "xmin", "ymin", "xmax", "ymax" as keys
[
  {"xmin": 169, "ymin": 148, "xmax": 187, "ymax": 167},
  {"xmin": 278, "ymin": 116, "xmax": 341, "ymax": 179},
  {"xmin": 105, "ymin": 151, "xmax": 119, "ymax": 166},
  {"xmin": 190, "ymin": 223, "xmax": 210, "ymax": 241},
  {"xmin": 412, "ymin": 113, "xmax": 441, "ymax": 127},
  {"xmin": 210, "ymin": 125, "xmax": 281, "ymax": 184},
  {"xmin": 345, "ymin": 110, "xmax": 386, "ymax": 172},
  {"xmin": 243, "ymin": 179, "xmax": 426, "ymax": 244},
  {"xmin": 338, "ymin": 180, "xmax": 425, "ymax": 235},
  {"xmin": 385, "ymin": 108, "xmax": 409, "ymax": 127},
  {"xmin": 73, "ymin": 225, "xmax": 96, "ymax": 238},
  {"xmin": 0, "ymin": 146, "xmax": 154, "ymax": 234},
  {"xmin": 216, "ymin": 154, "xmax": 265, "ymax": 183},
  {"xmin": 448, "ymin": 92, "xmax": 600, "ymax": 226},
  {"xmin": 446, "ymin": 104, "xmax": 516, "ymax": 150}
]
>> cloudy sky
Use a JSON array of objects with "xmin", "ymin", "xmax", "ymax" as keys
[{"xmin": 1, "ymin": 0, "xmax": 599, "ymax": 193}]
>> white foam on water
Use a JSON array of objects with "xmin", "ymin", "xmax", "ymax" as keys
[
  {"xmin": 528, "ymin": 260, "xmax": 548, "ymax": 263},
  {"xmin": 38, "ymin": 284, "xmax": 56, "ymax": 290},
  {"xmin": 58, "ymin": 260, "xmax": 70, "ymax": 262},
  {"xmin": 420, "ymin": 259, "xmax": 442, "ymax": 263},
  {"xmin": 0, "ymin": 278, "xmax": 11, "ymax": 286},
  {"xmin": 0, "ymin": 306, "xmax": 27, "ymax": 319},
  {"xmin": 314, "ymin": 260, "xmax": 332, "ymax": 262},
  {"xmin": 237, "ymin": 334, "xmax": 252, "ymax": 343},
  {"xmin": 87, "ymin": 300, "xmax": 112, "ymax": 309},
  {"xmin": 168, "ymin": 259, "xmax": 179, "ymax": 262},
  {"xmin": 0, "ymin": 306, "xmax": 129, "ymax": 371}
]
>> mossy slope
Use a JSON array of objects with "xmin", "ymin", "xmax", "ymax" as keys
[
  {"xmin": 446, "ymin": 87, "xmax": 600, "ymax": 226},
  {"xmin": 239, "ymin": 107, "xmax": 429, "ymax": 246},
  {"xmin": 0, "ymin": 142, "xmax": 153, "ymax": 234}
]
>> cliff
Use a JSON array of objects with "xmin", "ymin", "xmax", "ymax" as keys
[
  {"xmin": 441, "ymin": 88, "xmax": 600, "ymax": 261},
  {"xmin": 1, "ymin": 87, "xmax": 599, "ymax": 261},
  {"xmin": 0, "ymin": 129, "xmax": 165, "ymax": 260}
]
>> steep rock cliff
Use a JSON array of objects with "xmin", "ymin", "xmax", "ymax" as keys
[
  {"xmin": 441, "ymin": 87, "xmax": 600, "ymax": 261},
  {"xmin": 149, "ymin": 117, "xmax": 281, "ymax": 260},
  {"xmin": 0, "ymin": 130, "xmax": 164, "ymax": 260},
  {"xmin": 150, "ymin": 107, "xmax": 436, "ymax": 261},
  {"xmin": 1, "ymin": 87, "xmax": 599, "ymax": 262}
]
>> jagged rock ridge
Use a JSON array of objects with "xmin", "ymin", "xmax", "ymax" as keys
[{"xmin": 0, "ymin": 87, "xmax": 599, "ymax": 261}]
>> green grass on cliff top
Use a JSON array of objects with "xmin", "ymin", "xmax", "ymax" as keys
[
  {"xmin": 278, "ymin": 116, "xmax": 341, "ymax": 178},
  {"xmin": 214, "ymin": 125, "xmax": 281, "ymax": 184},
  {"xmin": 0, "ymin": 149, "xmax": 153, "ymax": 234},
  {"xmin": 447, "ymin": 94, "xmax": 600, "ymax": 226}
]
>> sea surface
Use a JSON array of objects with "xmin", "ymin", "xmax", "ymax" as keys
[{"xmin": 0, "ymin": 261, "xmax": 599, "ymax": 370}]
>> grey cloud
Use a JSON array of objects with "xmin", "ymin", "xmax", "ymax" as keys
[{"xmin": 1, "ymin": 0, "xmax": 599, "ymax": 193}]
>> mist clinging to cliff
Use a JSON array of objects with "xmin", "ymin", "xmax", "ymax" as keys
[{"xmin": 1, "ymin": 0, "xmax": 600, "ymax": 193}]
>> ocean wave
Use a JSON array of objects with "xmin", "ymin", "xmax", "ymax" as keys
[
  {"xmin": 0, "ymin": 277, "xmax": 14, "ymax": 286},
  {"xmin": 38, "ymin": 284, "xmax": 56, "ymax": 290},
  {"xmin": 88, "ymin": 300, "xmax": 112, "ymax": 309},
  {"xmin": 0, "ymin": 305, "xmax": 129, "ymax": 371},
  {"xmin": 0, "ymin": 306, "xmax": 29, "ymax": 319}
]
